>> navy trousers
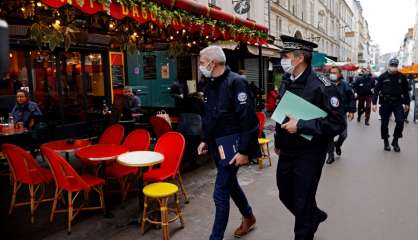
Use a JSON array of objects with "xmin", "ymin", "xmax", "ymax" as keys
[{"xmin": 209, "ymin": 144, "xmax": 253, "ymax": 240}]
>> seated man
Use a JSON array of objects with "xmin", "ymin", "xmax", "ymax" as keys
[{"xmin": 10, "ymin": 89, "xmax": 42, "ymax": 129}]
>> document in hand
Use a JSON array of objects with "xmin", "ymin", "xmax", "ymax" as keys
[
  {"xmin": 271, "ymin": 91, "xmax": 327, "ymax": 141},
  {"xmin": 216, "ymin": 133, "xmax": 240, "ymax": 166}
]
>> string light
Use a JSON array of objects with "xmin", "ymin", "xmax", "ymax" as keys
[
  {"xmin": 9, "ymin": 53, "xmax": 13, "ymax": 58},
  {"xmin": 21, "ymin": 7, "xmax": 25, "ymax": 12},
  {"xmin": 133, "ymin": 32, "xmax": 138, "ymax": 37},
  {"xmin": 170, "ymin": 36, "xmax": 174, "ymax": 40},
  {"xmin": 55, "ymin": 20, "xmax": 60, "ymax": 25},
  {"xmin": 36, "ymin": 2, "xmax": 42, "ymax": 7},
  {"xmin": 192, "ymin": 41, "xmax": 196, "ymax": 45},
  {"xmin": 109, "ymin": 22, "xmax": 115, "ymax": 29}
]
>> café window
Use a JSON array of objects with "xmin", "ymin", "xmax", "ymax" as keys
[
  {"xmin": 0, "ymin": 50, "xmax": 29, "ymax": 96},
  {"xmin": 31, "ymin": 50, "xmax": 60, "ymax": 122}
]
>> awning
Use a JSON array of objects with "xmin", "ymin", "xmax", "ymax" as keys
[
  {"xmin": 210, "ymin": 41, "xmax": 239, "ymax": 50},
  {"xmin": 312, "ymin": 52, "xmax": 327, "ymax": 67},
  {"xmin": 248, "ymin": 44, "xmax": 280, "ymax": 58},
  {"xmin": 41, "ymin": 0, "xmax": 269, "ymax": 44}
]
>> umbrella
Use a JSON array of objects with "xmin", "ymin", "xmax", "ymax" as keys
[{"xmin": 341, "ymin": 63, "xmax": 359, "ymax": 71}]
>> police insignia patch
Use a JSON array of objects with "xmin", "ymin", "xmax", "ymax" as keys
[
  {"xmin": 330, "ymin": 96, "xmax": 340, "ymax": 108},
  {"xmin": 237, "ymin": 92, "xmax": 248, "ymax": 103}
]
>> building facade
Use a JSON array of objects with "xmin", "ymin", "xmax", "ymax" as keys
[
  {"xmin": 398, "ymin": 28, "xmax": 415, "ymax": 67},
  {"xmin": 270, "ymin": 0, "xmax": 371, "ymax": 64}
]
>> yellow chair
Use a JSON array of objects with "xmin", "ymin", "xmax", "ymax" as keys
[
  {"xmin": 141, "ymin": 182, "xmax": 184, "ymax": 240},
  {"xmin": 257, "ymin": 138, "xmax": 272, "ymax": 169}
]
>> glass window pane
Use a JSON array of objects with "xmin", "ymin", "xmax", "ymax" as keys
[
  {"xmin": 61, "ymin": 52, "xmax": 84, "ymax": 123},
  {"xmin": 85, "ymin": 53, "xmax": 106, "ymax": 119},
  {"xmin": 31, "ymin": 50, "xmax": 60, "ymax": 123}
]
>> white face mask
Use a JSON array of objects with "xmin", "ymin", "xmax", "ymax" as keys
[
  {"xmin": 329, "ymin": 74, "xmax": 338, "ymax": 82},
  {"xmin": 388, "ymin": 66, "xmax": 398, "ymax": 73},
  {"xmin": 199, "ymin": 62, "xmax": 213, "ymax": 78},
  {"xmin": 281, "ymin": 58, "xmax": 294, "ymax": 74}
]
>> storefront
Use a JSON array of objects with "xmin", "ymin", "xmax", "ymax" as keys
[{"xmin": 0, "ymin": 0, "xmax": 269, "ymax": 127}]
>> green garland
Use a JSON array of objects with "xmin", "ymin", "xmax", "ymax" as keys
[{"xmin": 94, "ymin": 0, "xmax": 270, "ymax": 41}]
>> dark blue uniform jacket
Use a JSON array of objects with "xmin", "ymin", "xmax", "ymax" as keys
[
  {"xmin": 275, "ymin": 67, "xmax": 346, "ymax": 153},
  {"xmin": 201, "ymin": 67, "xmax": 261, "ymax": 159}
]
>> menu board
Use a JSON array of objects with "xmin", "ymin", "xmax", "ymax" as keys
[
  {"xmin": 109, "ymin": 52, "xmax": 125, "ymax": 88},
  {"xmin": 143, "ymin": 55, "xmax": 156, "ymax": 80}
]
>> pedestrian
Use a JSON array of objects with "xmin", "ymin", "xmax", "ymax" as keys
[
  {"xmin": 10, "ymin": 89, "xmax": 43, "ymax": 129},
  {"xmin": 326, "ymin": 66, "xmax": 356, "ymax": 164},
  {"xmin": 197, "ymin": 46, "xmax": 260, "ymax": 240},
  {"xmin": 352, "ymin": 68, "xmax": 375, "ymax": 125},
  {"xmin": 404, "ymin": 74, "xmax": 414, "ymax": 123},
  {"xmin": 274, "ymin": 35, "xmax": 346, "ymax": 240},
  {"xmin": 372, "ymin": 58, "xmax": 410, "ymax": 152}
]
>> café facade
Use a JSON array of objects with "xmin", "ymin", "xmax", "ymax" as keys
[{"xmin": 0, "ymin": 0, "xmax": 270, "ymax": 128}]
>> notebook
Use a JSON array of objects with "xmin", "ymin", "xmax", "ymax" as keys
[
  {"xmin": 215, "ymin": 133, "xmax": 240, "ymax": 166},
  {"xmin": 271, "ymin": 91, "xmax": 328, "ymax": 141}
]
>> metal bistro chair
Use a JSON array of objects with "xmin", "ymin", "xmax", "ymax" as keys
[{"xmin": 256, "ymin": 112, "xmax": 272, "ymax": 169}]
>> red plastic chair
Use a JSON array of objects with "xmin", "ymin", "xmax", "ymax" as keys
[
  {"xmin": 256, "ymin": 112, "xmax": 267, "ymax": 138},
  {"xmin": 41, "ymin": 146, "xmax": 105, "ymax": 234},
  {"xmin": 150, "ymin": 116, "xmax": 172, "ymax": 139},
  {"xmin": 2, "ymin": 144, "xmax": 53, "ymax": 224},
  {"xmin": 143, "ymin": 132, "xmax": 189, "ymax": 203},
  {"xmin": 78, "ymin": 124, "xmax": 125, "ymax": 168},
  {"xmin": 98, "ymin": 123, "xmax": 125, "ymax": 144},
  {"xmin": 106, "ymin": 129, "xmax": 151, "ymax": 201}
]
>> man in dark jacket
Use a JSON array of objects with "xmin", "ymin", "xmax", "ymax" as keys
[
  {"xmin": 275, "ymin": 35, "xmax": 346, "ymax": 240},
  {"xmin": 326, "ymin": 66, "xmax": 356, "ymax": 164},
  {"xmin": 197, "ymin": 46, "xmax": 260, "ymax": 240},
  {"xmin": 352, "ymin": 68, "xmax": 375, "ymax": 125},
  {"xmin": 373, "ymin": 58, "xmax": 410, "ymax": 152}
]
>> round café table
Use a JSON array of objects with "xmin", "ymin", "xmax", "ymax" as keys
[
  {"xmin": 43, "ymin": 139, "xmax": 90, "ymax": 161},
  {"xmin": 75, "ymin": 144, "xmax": 129, "ymax": 218},
  {"xmin": 117, "ymin": 151, "xmax": 164, "ymax": 223}
]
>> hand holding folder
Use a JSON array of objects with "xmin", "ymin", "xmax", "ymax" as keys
[{"xmin": 271, "ymin": 91, "xmax": 327, "ymax": 141}]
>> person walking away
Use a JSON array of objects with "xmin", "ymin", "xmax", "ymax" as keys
[
  {"xmin": 372, "ymin": 58, "xmax": 410, "ymax": 152},
  {"xmin": 353, "ymin": 68, "xmax": 375, "ymax": 125},
  {"xmin": 197, "ymin": 46, "xmax": 260, "ymax": 240},
  {"xmin": 274, "ymin": 35, "xmax": 346, "ymax": 240},
  {"xmin": 326, "ymin": 66, "xmax": 356, "ymax": 164}
]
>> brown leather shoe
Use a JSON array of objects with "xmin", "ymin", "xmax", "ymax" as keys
[{"xmin": 234, "ymin": 215, "xmax": 256, "ymax": 238}]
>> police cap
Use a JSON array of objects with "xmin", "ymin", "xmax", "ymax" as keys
[
  {"xmin": 279, "ymin": 35, "xmax": 318, "ymax": 53},
  {"xmin": 389, "ymin": 58, "xmax": 399, "ymax": 66}
]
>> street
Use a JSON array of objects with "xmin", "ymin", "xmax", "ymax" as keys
[{"xmin": 21, "ymin": 113, "xmax": 416, "ymax": 240}]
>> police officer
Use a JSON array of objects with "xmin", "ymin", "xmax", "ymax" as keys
[
  {"xmin": 197, "ymin": 46, "xmax": 260, "ymax": 240},
  {"xmin": 327, "ymin": 66, "xmax": 356, "ymax": 164},
  {"xmin": 352, "ymin": 68, "xmax": 375, "ymax": 125},
  {"xmin": 274, "ymin": 35, "xmax": 346, "ymax": 240},
  {"xmin": 372, "ymin": 58, "xmax": 410, "ymax": 152}
]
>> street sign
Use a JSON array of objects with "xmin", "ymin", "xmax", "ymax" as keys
[{"xmin": 345, "ymin": 31, "xmax": 355, "ymax": 38}]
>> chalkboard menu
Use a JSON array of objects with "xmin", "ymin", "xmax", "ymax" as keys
[
  {"xmin": 110, "ymin": 52, "xmax": 125, "ymax": 88},
  {"xmin": 143, "ymin": 55, "xmax": 156, "ymax": 80}
]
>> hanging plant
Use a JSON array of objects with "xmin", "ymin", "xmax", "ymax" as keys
[{"xmin": 30, "ymin": 22, "xmax": 79, "ymax": 51}]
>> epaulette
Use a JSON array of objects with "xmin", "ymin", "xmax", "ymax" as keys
[{"xmin": 317, "ymin": 74, "xmax": 332, "ymax": 87}]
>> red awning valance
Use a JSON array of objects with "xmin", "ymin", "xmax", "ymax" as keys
[
  {"xmin": 154, "ymin": 0, "xmax": 268, "ymax": 33},
  {"xmin": 40, "ymin": 0, "xmax": 269, "ymax": 43}
]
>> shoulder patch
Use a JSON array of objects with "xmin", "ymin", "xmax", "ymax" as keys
[
  {"xmin": 330, "ymin": 96, "xmax": 340, "ymax": 108},
  {"xmin": 318, "ymin": 75, "xmax": 332, "ymax": 87}
]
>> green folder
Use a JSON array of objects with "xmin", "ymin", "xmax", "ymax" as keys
[{"xmin": 271, "ymin": 91, "xmax": 327, "ymax": 141}]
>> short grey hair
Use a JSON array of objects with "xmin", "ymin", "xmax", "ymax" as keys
[{"xmin": 200, "ymin": 46, "xmax": 226, "ymax": 64}]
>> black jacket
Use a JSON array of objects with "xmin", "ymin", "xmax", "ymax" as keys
[
  {"xmin": 336, "ymin": 78, "xmax": 356, "ymax": 113},
  {"xmin": 352, "ymin": 74, "xmax": 375, "ymax": 97},
  {"xmin": 275, "ymin": 67, "xmax": 346, "ymax": 153},
  {"xmin": 201, "ymin": 67, "xmax": 261, "ymax": 159},
  {"xmin": 373, "ymin": 71, "xmax": 410, "ymax": 105}
]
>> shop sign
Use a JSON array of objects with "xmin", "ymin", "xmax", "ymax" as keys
[{"xmin": 161, "ymin": 64, "xmax": 169, "ymax": 80}]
